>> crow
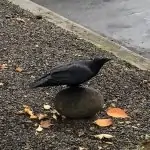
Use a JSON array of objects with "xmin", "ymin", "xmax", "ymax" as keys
[{"xmin": 30, "ymin": 57, "xmax": 110, "ymax": 88}]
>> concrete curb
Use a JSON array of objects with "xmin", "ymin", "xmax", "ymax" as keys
[{"xmin": 8, "ymin": 0, "xmax": 150, "ymax": 71}]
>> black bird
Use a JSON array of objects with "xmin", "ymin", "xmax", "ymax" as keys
[{"xmin": 30, "ymin": 57, "xmax": 110, "ymax": 88}]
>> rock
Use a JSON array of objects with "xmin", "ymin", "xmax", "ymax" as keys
[{"xmin": 54, "ymin": 86, "xmax": 104, "ymax": 118}]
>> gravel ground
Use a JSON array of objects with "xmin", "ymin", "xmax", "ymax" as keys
[{"xmin": 0, "ymin": 0, "xmax": 150, "ymax": 150}]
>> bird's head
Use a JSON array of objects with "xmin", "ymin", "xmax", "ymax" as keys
[
  {"xmin": 93, "ymin": 57, "xmax": 111, "ymax": 64},
  {"xmin": 90, "ymin": 57, "xmax": 111, "ymax": 74}
]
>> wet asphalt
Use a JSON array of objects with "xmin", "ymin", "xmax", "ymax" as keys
[{"xmin": 32, "ymin": 0, "xmax": 150, "ymax": 58}]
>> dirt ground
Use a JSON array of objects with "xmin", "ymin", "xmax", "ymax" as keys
[{"xmin": 0, "ymin": 0, "xmax": 150, "ymax": 150}]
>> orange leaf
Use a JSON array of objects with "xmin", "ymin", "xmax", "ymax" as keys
[
  {"xmin": 94, "ymin": 118, "xmax": 113, "ymax": 127},
  {"xmin": 30, "ymin": 114, "xmax": 38, "ymax": 119},
  {"xmin": 15, "ymin": 67, "xmax": 23, "ymax": 72},
  {"xmin": 23, "ymin": 105, "xmax": 37, "ymax": 119},
  {"xmin": 40, "ymin": 120, "xmax": 53, "ymax": 128},
  {"xmin": 106, "ymin": 107, "xmax": 129, "ymax": 118}
]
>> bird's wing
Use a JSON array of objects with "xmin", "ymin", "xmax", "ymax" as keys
[{"xmin": 51, "ymin": 64, "xmax": 93, "ymax": 84}]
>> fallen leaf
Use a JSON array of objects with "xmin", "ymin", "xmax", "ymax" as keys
[
  {"xmin": 23, "ymin": 105, "xmax": 33, "ymax": 115},
  {"xmin": 94, "ymin": 119, "xmax": 112, "ymax": 127},
  {"xmin": 52, "ymin": 114, "xmax": 57, "ymax": 120},
  {"xmin": 37, "ymin": 113, "xmax": 48, "ymax": 120},
  {"xmin": 0, "ymin": 64, "xmax": 8, "ymax": 70},
  {"xmin": 94, "ymin": 134, "xmax": 114, "ymax": 140},
  {"xmin": 51, "ymin": 109, "xmax": 60, "ymax": 115},
  {"xmin": 43, "ymin": 104, "xmax": 51, "ymax": 110},
  {"xmin": 30, "ymin": 114, "xmax": 38, "ymax": 119},
  {"xmin": 106, "ymin": 107, "xmax": 129, "ymax": 118},
  {"xmin": 23, "ymin": 105, "xmax": 37, "ymax": 119},
  {"xmin": 36, "ymin": 125, "xmax": 43, "ymax": 132},
  {"xmin": 40, "ymin": 120, "xmax": 52, "ymax": 128},
  {"xmin": 15, "ymin": 67, "xmax": 23, "ymax": 72}
]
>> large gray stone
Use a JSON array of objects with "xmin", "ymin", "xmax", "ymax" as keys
[{"xmin": 54, "ymin": 86, "xmax": 104, "ymax": 118}]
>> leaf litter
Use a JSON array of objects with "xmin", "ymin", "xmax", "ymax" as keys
[
  {"xmin": 18, "ymin": 103, "xmax": 130, "ymax": 136},
  {"xmin": 17, "ymin": 104, "xmax": 61, "ymax": 132}
]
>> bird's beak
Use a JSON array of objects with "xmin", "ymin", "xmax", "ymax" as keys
[{"xmin": 105, "ymin": 58, "xmax": 111, "ymax": 62}]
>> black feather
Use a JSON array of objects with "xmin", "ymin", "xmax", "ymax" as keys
[{"xmin": 30, "ymin": 57, "xmax": 110, "ymax": 88}]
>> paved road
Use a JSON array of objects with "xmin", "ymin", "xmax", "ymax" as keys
[{"xmin": 32, "ymin": 0, "xmax": 150, "ymax": 58}]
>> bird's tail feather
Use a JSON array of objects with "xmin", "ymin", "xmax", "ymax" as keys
[{"xmin": 29, "ymin": 75, "xmax": 56, "ymax": 88}]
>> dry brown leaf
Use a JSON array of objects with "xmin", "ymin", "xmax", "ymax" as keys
[
  {"xmin": 36, "ymin": 125, "xmax": 43, "ymax": 132},
  {"xmin": 106, "ymin": 107, "xmax": 129, "ymax": 118},
  {"xmin": 15, "ymin": 67, "xmax": 23, "ymax": 72},
  {"xmin": 37, "ymin": 113, "xmax": 48, "ymax": 120},
  {"xmin": 24, "ymin": 105, "xmax": 32, "ymax": 114},
  {"xmin": 30, "ymin": 115, "xmax": 38, "ymax": 119},
  {"xmin": 40, "ymin": 120, "xmax": 52, "ymax": 128},
  {"xmin": 94, "ymin": 134, "xmax": 114, "ymax": 139},
  {"xmin": 0, "ymin": 64, "xmax": 8, "ymax": 70},
  {"xmin": 94, "ymin": 119, "xmax": 113, "ymax": 127},
  {"xmin": 23, "ymin": 105, "xmax": 37, "ymax": 119},
  {"xmin": 23, "ymin": 105, "xmax": 33, "ymax": 116}
]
